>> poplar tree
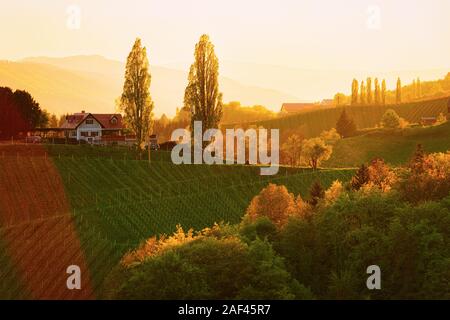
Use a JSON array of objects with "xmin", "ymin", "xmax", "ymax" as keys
[
  {"xmin": 367, "ymin": 77, "xmax": 373, "ymax": 104},
  {"xmin": 351, "ymin": 79, "xmax": 359, "ymax": 105},
  {"xmin": 396, "ymin": 77, "xmax": 402, "ymax": 104},
  {"xmin": 417, "ymin": 78, "xmax": 422, "ymax": 98},
  {"xmin": 120, "ymin": 38, "xmax": 154, "ymax": 148},
  {"xmin": 381, "ymin": 79, "xmax": 386, "ymax": 105},
  {"xmin": 184, "ymin": 34, "xmax": 223, "ymax": 134},
  {"xmin": 374, "ymin": 78, "xmax": 380, "ymax": 105},
  {"xmin": 360, "ymin": 81, "xmax": 366, "ymax": 105}
]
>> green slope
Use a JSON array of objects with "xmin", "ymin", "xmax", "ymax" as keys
[
  {"xmin": 324, "ymin": 121, "xmax": 450, "ymax": 168},
  {"xmin": 50, "ymin": 153, "xmax": 354, "ymax": 294},
  {"xmin": 228, "ymin": 96, "xmax": 450, "ymax": 138},
  {"xmin": 0, "ymin": 144, "xmax": 356, "ymax": 297}
]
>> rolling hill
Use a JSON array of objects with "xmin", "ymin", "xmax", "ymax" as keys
[
  {"xmin": 324, "ymin": 121, "xmax": 450, "ymax": 168},
  {"xmin": 228, "ymin": 96, "xmax": 450, "ymax": 139},
  {"xmin": 0, "ymin": 56, "xmax": 298, "ymax": 117},
  {"xmin": 0, "ymin": 144, "xmax": 354, "ymax": 299}
]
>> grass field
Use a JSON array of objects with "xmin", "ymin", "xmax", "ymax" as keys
[
  {"xmin": 225, "ymin": 96, "xmax": 450, "ymax": 139},
  {"xmin": 324, "ymin": 121, "xmax": 450, "ymax": 167},
  {"xmin": 0, "ymin": 144, "xmax": 355, "ymax": 299}
]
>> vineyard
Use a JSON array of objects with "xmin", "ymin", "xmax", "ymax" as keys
[
  {"xmin": 324, "ymin": 120, "xmax": 450, "ymax": 167},
  {"xmin": 0, "ymin": 144, "xmax": 355, "ymax": 299},
  {"xmin": 224, "ymin": 96, "xmax": 450, "ymax": 139}
]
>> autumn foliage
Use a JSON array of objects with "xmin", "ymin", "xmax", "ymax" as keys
[
  {"xmin": 399, "ymin": 145, "xmax": 450, "ymax": 203},
  {"xmin": 245, "ymin": 183, "xmax": 310, "ymax": 227}
]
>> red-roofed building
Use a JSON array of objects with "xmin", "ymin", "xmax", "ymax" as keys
[
  {"xmin": 280, "ymin": 103, "xmax": 317, "ymax": 114},
  {"xmin": 60, "ymin": 111, "xmax": 130, "ymax": 144}
]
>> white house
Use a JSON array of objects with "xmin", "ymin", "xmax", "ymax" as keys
[{"xmin": 61, "ymin": 111, "xmax": 126, "ymax": 144}]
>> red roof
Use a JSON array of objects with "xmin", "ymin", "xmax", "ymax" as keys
[
  {"xmin": 61, "ymin": 112, "xmax": 124, "ymax": 130},
  {"xmin": 280, "ymin": 103, "xmax": 317, "ymax": 113}
]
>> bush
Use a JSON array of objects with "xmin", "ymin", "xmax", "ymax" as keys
[
  {"xmin": 239, "ymin": 216, "xmax": 277, "ymax": 243},
  {"xmin": 380, "ymin": 109, "xmax": 407, "ymax": 129},
  {"xmin": 106, "ymin": 236, "xmax": 307, "ymax": 300}
]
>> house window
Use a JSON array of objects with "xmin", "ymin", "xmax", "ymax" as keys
[
  {"xmin": 86, "ymin": 119, "xmax": 94, "ymax": 125},
  {"xmin": 110, "ymin": 117, "xmax": 117, "ymax": 125},
  {"xmin": 71, "ymin": 131, "xmax": 76, "ymax": 137},
  {"xmin": 91, "ymin": 131, "xmax": 98, "ymax": 137},
  {"xmin": 81, "ymin": 132, "xmax": 89, "ymax": 137}
]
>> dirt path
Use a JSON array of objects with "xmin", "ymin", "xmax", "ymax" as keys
[{"xmin": 0, "ymin": 145, "xmax": 94, "ymax": 299}]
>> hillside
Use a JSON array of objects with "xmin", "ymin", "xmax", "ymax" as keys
[
  {"xmin": 0, "ymin": 56, "xmax": 297, "ymax": 117},
  {"xmin": 324, "ymin": 121, "xmax": 450, "ymax": 168},
  {"xmin": 229, "ymin": 96, "xmax": 450, "ymax": 139},
  {"xmin": 0, "ymin": 144, "xmax": 354, "ymax": 299}
]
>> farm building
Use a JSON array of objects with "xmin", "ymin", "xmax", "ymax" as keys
[
  {"xmin": 60, "ymin": 111, "xmax": 133, "ymax": 144},
  {"xmin": 280, "ymin": 103, "xmax": 317, "ymax": 114},
  {"xmin": 420, "ymin": 117, "xmax": 437, "ymax": 126}
]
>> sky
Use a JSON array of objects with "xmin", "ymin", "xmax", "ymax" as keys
[{"xmin": 1, "ymin": 0, "xmax": 450, "ymax": 72}]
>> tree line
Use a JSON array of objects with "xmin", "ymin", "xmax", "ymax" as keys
[
  {"xmin": 334, "ymin": 74, "xmax": 450, "ymax": 106},
  {"xmin": 0, "ymin": 87, "xmax": 49, "ymax": 139}
]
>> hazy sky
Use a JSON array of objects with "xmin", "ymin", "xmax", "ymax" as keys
[{"xmin": 1, "ymin": 0, "xmax": 449, "ymax": 71}]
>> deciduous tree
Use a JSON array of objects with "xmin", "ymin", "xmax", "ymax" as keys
[
  {"xmin": 366, "ymin": 77, "xmax": 372, "ymax": 104},
  {"xmin": 184, "ymin": 34, "xmax": 223, "ymax": 136},
  {"xmin": 360, "ymin": 81, "xmax": 366, "ymax": 105},
  {"xmin": 281, "ymin": 134, "xmax": 303, "ymax": 166},
  {"xmin": 381, "ymin": 109, "xmax": 401, "ymax": 129},
  {"xmin": 301, "ymin": 138, "xmax": 332, "ymax": 170},
  {"xmin": 120, "ymin": 38, "xmax": 154, "ymax": 148},
  {"xmin": 396, "ymin": 77, "xmax": 402, "ymax": 104},
  {"xmin": 374, "ymin": 78, "xmax": 380, "ymax": 105},
  {"xmin": 351, "ymin": 79, "xmax": 359, "ymax": 105}
]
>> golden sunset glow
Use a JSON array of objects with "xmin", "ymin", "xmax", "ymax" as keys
[{"xmin": 1, "ymin": 0, "xmax": 450, "ymax": 116}]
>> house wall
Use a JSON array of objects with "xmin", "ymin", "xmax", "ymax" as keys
[{"xmin": 76, "ymin": 118, "xmax": 102, "ymax": 142}]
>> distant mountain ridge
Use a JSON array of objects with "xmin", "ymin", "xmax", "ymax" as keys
[{"xmin": 0, "ymin": 55, "xmax": 298, "ymax": 117}]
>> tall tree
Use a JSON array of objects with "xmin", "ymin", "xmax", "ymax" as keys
[
  {"xmin": 396, "ymin": 77, "xmax": 402, "ymax": 104},
  {"xmin": 351, "ymin": 79, "xmax": 359, "ymax": 105},
  {"xmin": 120, "ymin": 38, "xmax": 154, "ymax": 148},
  {"xmin": 185, "ymin": 34, "xmax": 223, "ymax": 134},
  {"xmin": 366, "ymin": 77, "xmax": 372, "ymax": 104},
  {"xmin": 412, "ymin": 79, "xmax": 417, "ymax": 98},
  {"xmin": 360, "ymin": 81, "xmax": 366, "ymax": 105},
  {"xmin": 336, "ymin": 108, "xmax": 357, "ymax": 138},
  {"xmin": 381, "ymin": 79, "xmax": 386, "ymax": 105},
  {"xmin": 417, "ymin": 77, "xmax": 421, "ymax": 98},
  {"xmin": 374, "ymin": 78, "xmax": 380, "ymax": 105}
]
